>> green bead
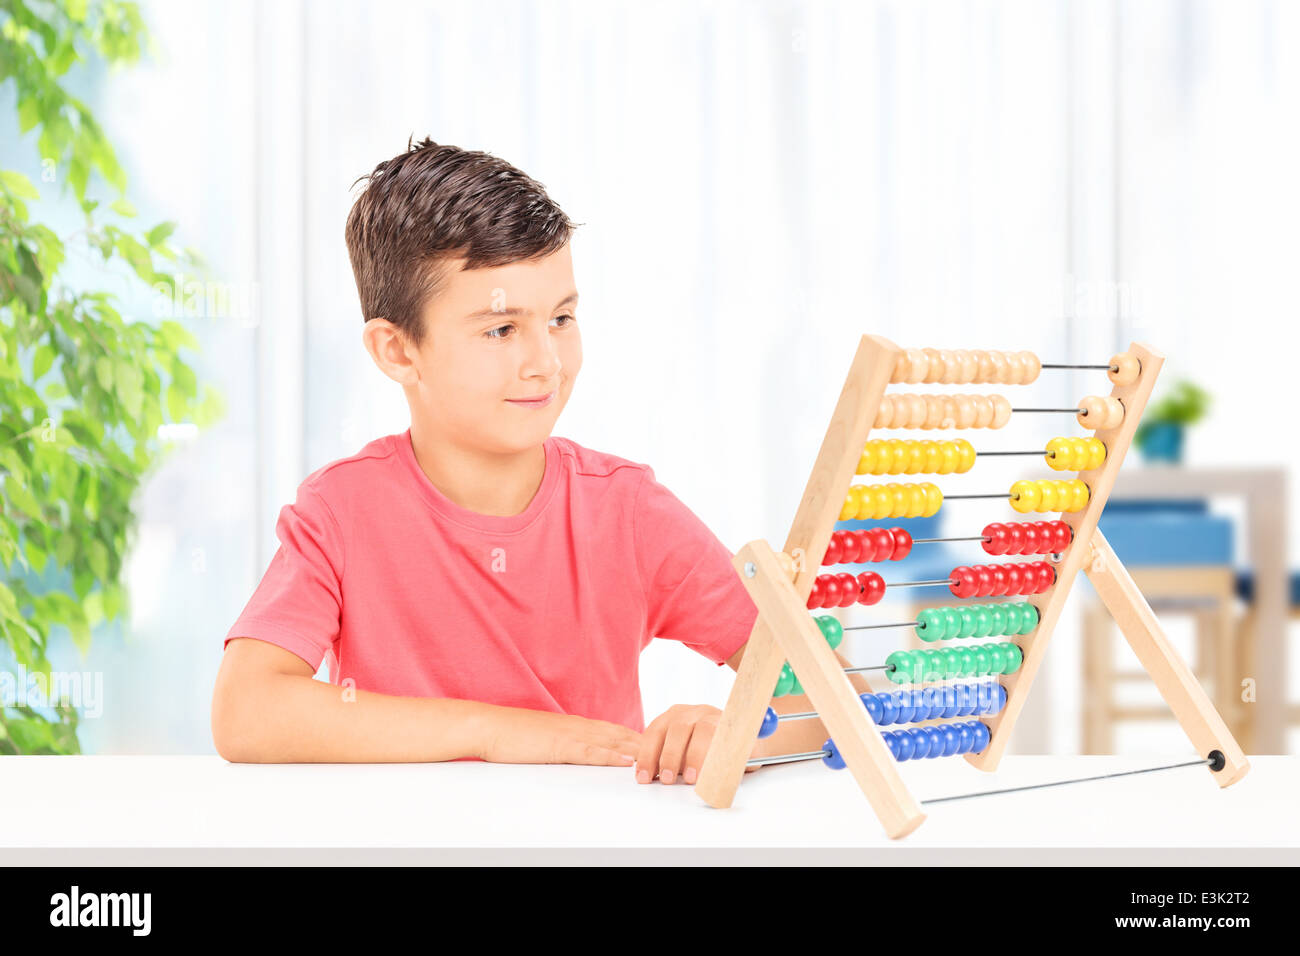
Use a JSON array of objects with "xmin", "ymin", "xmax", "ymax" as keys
[
  {"xmin": 774, "ymin": 663, "xmax": 795, "ymax": 697},
  {"xmin": 886, "ymin": 650, "xmax": 914, "ymax": 684},
  {"xmin": 941, "ymin": 647, "xmax": 962, "ymax": 679},
  {"xmin": 941, "ymin": 607, "xmax": 962, "ymax": 639},
  {"xmin": 1003, "ymin": 642, "xmax": 1024, "ymax": 673},
  {"xmin": 989, "ymin": 604, "xmax": 1008, "ymax": 637},
  {"xmin": 1018, "ymin": 603, "xmax": 1039, "ymax": 635},
  {"xmin": 988, "ymin": 644, "xmax": 1007, "ymax": 674},
  {"xmin": 916, "ymin": 608, "xmax": 943, "ymax": 643},
  {"xmin": 816, "ymin": 615, "xmax": 844, "ymax": 649},
  {"xmin": 790, "ymin": 671, "xmax": 804, "ymax": 695},
  {"xmin": 925, "ymin": 649, "xmax": 944, "ymax": 681},
  {"xmin": 973, "ymin": 605, "xmax": 994, "ymax": 638},
  {"xmin": 958, "ymin": 606, "xmax": 978, "ymax": 639},
  {"xmin": 958, "ymin": 648, "xmax": 977, "ymax": 677},
  {"xmin": 973, "ymin": 646, "xmax": 991, "ymax": 676},
  {"xmin": 1002, "ymin": 603, "xmax": 1022, "ymax": 635}
]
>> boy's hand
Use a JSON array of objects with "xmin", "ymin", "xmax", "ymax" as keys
[
  {"xmin": 480, "ymin": 710, "xmax": 642, "ymax": 767},
  {"xmin": 635, "ymin": 704, "xmax": 759, "ymax": 785}
]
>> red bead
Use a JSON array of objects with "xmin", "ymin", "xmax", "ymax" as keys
[
  {"xmin": 1038, "ymin": 562, "xmax": 1056, "ymax": 591},
  {"xmin": 1022, "ymin": 563, "xmax": 1041, "ymax": 594},
  {"xmin": 951, "ymin": 566, "xmax": 978, "ymax": 599},
  {"xmin": 990, "ymin": 564, "xmax": 1009, "ymax": 596},
  {"xmin": 837, "ymin": 531, "xmax": 858, "ymax": 564},
  {"xmin": 1004, "ymin": 563, "xmax": 1023, "ymax": 595},
  {"xmin": 822, "ymin": 533, "xmax": 842, "ymax": 566},
  {"xmin": 835, "ymin": 572, "xmax": 859, "ymax": 608},
  {"xmin": 975, "ymin": 565, "xmax": 995, "ymax": 597},
  {"xmin": 1007, "ymin": 522, "xmax": 1026, "ymax": 555},
  {"xmin": 820, "ymin": 575, "xmax": 841, "ymax": 608},
  {"xmin": 984, "ymin": 522, "xmax": 1009, "ymax": 555},
  {"xmin": 1021, "ymin": 523, "xmax": 1040, "ymax": 555},
  {"xmin": 1054, "ymin": 521, "xmax": 1073, "ymax": 551},
  {"xmin": 807, "ymin": 577, "xmax": 825, "ymax": 608},
  {"xmin": 858, "ymin": 571, "xmax": 886, "ymax": 606},
  {"xmin": 890, "ymin": 528, "xmax": 913, "ymax": 561},
  {"xmin": 864, "ymin": 528, "xmax": 885, "ymax": 562}
]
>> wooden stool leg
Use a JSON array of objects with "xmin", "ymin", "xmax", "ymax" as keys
[
  {"xmin": 1082, "ymin": 601, "xmax": 1113, "ymax": 754},
  {"xmin": 1214, "ymin": 596, "xmax": 1241, "ymax": 745}
]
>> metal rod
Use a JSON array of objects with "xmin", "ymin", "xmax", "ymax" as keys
[
  {"xmin": 1011, "ymin": 407, "xmax": 1085, "ymax": 413},
  {"xmin": 886, "ymin": 578, "xmax": 954, "ymax": 588},
  {"xmin": 1040, "ymin": 363, "xmax": 1115, "ymax": 370},
  {"xmin": 918, "ymin": 757, "xmax": 1215, "ymax": 805},
  {"xmin": 911, "ymin": 535, "xmax": 991, "ymax": 544},
  {"xmin": 942, "ymin": 493, "xmax": 1010, "ymax": 499},
  {"xmin": 843, "ymin": 621, "xmax": 920, "ymax": 631},
  {"xmin": 843, "ymin": 664, "xmax": 895, "ymax": 674},
  {"xmin": 976, "ymin": 450, "xmax": 1054, "ymax": 456},
  {"xmin": 746, "ymin": 750, "xmax": 830, "ymax": 767}
]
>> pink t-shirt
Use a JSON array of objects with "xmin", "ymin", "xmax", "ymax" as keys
[{"xmin": 224, "ymin": 429, "xmax": 757, "ymax": 735}]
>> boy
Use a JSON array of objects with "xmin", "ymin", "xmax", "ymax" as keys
[{"xmin": 211, "ymin": 137, "xmax": 845, "ymax": 785}]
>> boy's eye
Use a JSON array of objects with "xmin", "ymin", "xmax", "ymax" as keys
[{"xmin": 484, "ymin": 314, "xmax": 575, "ymax": 340}]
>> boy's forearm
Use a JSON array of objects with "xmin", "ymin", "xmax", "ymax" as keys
[{"xmin": 224, "ymin": 672, "xmax": 502, "ymax": 763}]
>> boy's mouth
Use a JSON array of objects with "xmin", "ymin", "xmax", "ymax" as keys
[{"xmin": 506, "ymin": 390, "xmax": 557, "ymax": 408}]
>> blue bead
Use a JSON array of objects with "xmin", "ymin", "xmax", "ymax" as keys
[
  {"xmin": 960, "ymin": 683, "xmax": 977, "ymax": 716},
  {"xmin": 884, "ymin": 731, "xmax": 902, "ymax": 761},
  {"xmin": 941, "ymin": 685, "xmax": 959, "ymax": 718},
  {"xmin": 758, "ymin": 706, "xmax": 779, "ymax": 739},
  {"xmin": 921, "ymin": 686, "xmax": 942, "ymax": 719},
  {"xmin": 995, "ymin": 684, "xmax": 1008, "ymax": 713},
  {"xmin": 957, "ymin": 722, "xmax": 974, "ymax": 754},
  {"xmin": 893, "ymin": 691, "xmax": 915, "ymax": 724},
  {"xmin": 880, "ymin": 693, "xmax": 899, "ymax": 725},
  {"xmin": 923, "ymin": 726, "xmax": 944, "ymax": 758},
  {"xmin": 822, "ymin": 738, "xmax": 846, "ymax": 770},
  {"xmin": 862, "ymin": 693, "xmax": 884, "ymax": 725},
  {"xmin": 896, "ymin": 729, "xmax": 916, "ymax": 760},
  {"xmin": 907, "ymin": 727, "xmax": 929, "ymax": 760},
  {"xmin": 940, "ymin": 724, "xmax": 961, "ymax": 756},
  {"xmin": 976, "ymin": 682, "xmax": 994, "ymax": 713},
  {"xmin": 969, "ymin": 722, "xmax": 991, "ymax": 753}
]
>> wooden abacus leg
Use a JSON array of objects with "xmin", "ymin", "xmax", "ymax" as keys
[
  {"xmin": 1085, "ymin": 530, "xmax": 1251, "ymax": 786},
  {"xmin": 1082, "ymin": 601, "xmax": 1114, "ymax": 754}
]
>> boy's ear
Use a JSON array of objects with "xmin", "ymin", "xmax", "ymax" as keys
[{"xmin": 362, "ymin": 318, "xmax": 420, "ymax": 386}]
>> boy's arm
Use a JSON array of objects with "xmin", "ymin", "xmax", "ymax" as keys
[
  {"xmin": 722, "ymin": 641, "xmax": 875, "ymax": 760},
  {"xmin": 211, "ymin": 637, "xmax": 641, "ymax": 765}
]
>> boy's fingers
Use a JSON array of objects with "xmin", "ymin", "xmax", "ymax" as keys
[
  {"xmin": 658, "ymin": 719, "xmax": 694, "ymax": 784},
  {"xmin": 682, "ymin": 724, "xmax": 713, "ymax": 783},
  {"xmin": 635, "ymin": 717, "xmax": 669, "ymax": 783}
]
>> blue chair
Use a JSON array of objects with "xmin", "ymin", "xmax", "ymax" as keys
[{"xmin": 1083, "ymin": 498, "xmax": 1242, "ymax": 752}]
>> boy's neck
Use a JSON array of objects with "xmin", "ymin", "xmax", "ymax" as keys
[{"xmin": 407, "ymin": 422, "xmax": 547, "ymax": 517}]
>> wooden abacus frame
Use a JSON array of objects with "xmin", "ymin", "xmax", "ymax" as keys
[{"xmin": 694, "ymin": 334, "xmax": 1250, "ymax": 839}]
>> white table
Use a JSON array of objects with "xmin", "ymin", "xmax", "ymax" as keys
[{"xmin": 1, "ymin": 755, "xmax": 1295, "ymax": 864}]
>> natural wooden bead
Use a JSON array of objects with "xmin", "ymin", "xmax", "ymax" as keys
[
  {"xmin": 1077, "ymin": 395, "xmax": 1108, "ymax": 429},
  {"xmin": 934, "ymin": 349, "xmax": 957, "ymax": 384},
  {"xmin": 922, "ymin": 348, "xmax": 944, "ymax": 384},
  {"xmin": 973, "ymin": 395, "xmax": 995, "ymax": 428},
  {"xmin": 1103, "ymin": 397, "xmax": 1126, "ymax": 429},
  {"xmin": 875, "ymin": 394, "xmax": 896, "ymax": 429},
  {"xmin": 891, "ymin": 352, "xmax": 910, "ymax": 385},
  {"xmin": 989, "ymin": 394, "xmax": 1012, "ymax": 428},
  {"xmin": 1108, "ymin": 352, "xmax": 1140, "ymax": 386},
  {"xmin": 904, "ymin": 348, "xmax": 930, "ymax": 384},
  {"xmin": 975, "ymin": 350, "xmax": 995, "ymax": 382},
  {"xmin": 988, "ymin": 351, "xmax": 1010, "ymax": 384},
  {"xmin": 1003, "ymin": 352, "xmax": 1026, "ymax": 384},
  {"xmin": 956, "ymin": 349, "xmax": 978, "ymax": 383},
  {"xmin": 927, "ymin": 396, "xmax": 949, "ymax": 429},
  {"xmin": 1018, "ymin": 350, "xmax": 1042, "ymax": 384},
  {"xmin": 954, "ymin": 394, "xmax": 978, "ymax": 429},
  {"xmin": 903, "ymin": 393, "xmax": 928, "ymax": 428}
]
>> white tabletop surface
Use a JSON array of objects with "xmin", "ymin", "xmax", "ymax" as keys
[{"xmin": 1, "ymin": 754, "xmax": 1295, "ymax": 864}]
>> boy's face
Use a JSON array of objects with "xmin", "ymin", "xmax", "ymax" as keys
[{"xmin": 375, "ymin": 242, "xmax": 581, "ymax": 455}]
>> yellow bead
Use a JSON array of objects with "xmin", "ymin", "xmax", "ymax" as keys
[
  {"xmin": 839, "ymin": 489, "xmax": 859, "ymax": 520},
  {"xmin": 922, "ymin": 482, "xmax": 944, "ymax": 517},
  {"xmin": 858, "ymin": 442, "xmax": 878, "ymax": 475},
  {"xmin": 874, "ymin": 441, "xmax": 895, "ymax": 475},
  {"xmin": 955, "ymin": 439, "xmax": 976, "ymax": 473},
  {"xmin": 936, "ymin": 442, "xmax": 957, "ymax": 474},
  {"xmin": 923, "ymin": 441, "xmax": 943, "ymax": 473},
  {"xmin": 1071, "ymin": 480, "xmax": 1090, "ymax": 512},
  {"xmin": 906, "ymin": 484, "xmax": 927, "ymax": 517},
  {"xmin": 1088, "ymin": 440, "xmax": 1107, "ymax": 470},
  {"xmin": 1067, "ymin": 438, "xmax": 1087, "ymax": 469},
  {"xmin": 1045, "ymin": 437, "xmax": 1072, "ymax": 471},
  {"xmin": 851, "ymin": 484, "xmax": 873, "ymax": 519},
  {"xmin": 886, "ymin": 439, "xmax": 909, "ymax": 474},
  {"xmin": 1037, "ymin": 480, "xmax": 1058, "ymax": 512},
  {"xmin": 889, "ymin": 483, "xmax": 910, "ymax": 518},
  {"xmin": 1011, "ymin": 480, "xmax": 1040, "ymax": 513},
  {"xmin": 905, "ymin": 442, "xmax": 926, "ymax": 475}
]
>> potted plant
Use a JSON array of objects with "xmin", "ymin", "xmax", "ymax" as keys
[{"xmin": 1134, "ymin": 380, "xmax": 1211, "ymax": 464}]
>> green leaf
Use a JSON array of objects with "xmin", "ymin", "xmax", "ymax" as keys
[
  {"xmin": 110, "ymin": 198, "xmax": 137, "ymax": 217},
  {"xmin": 18, "ymin": 99, "xmax": 41, "ymax": 135},
  {"xmin": 159, "ymin": 319, "xmax": 198, "ymax": 351},
  {"xmin": 87, "ymin": 538, "xmax": 109, "ymax": 581},
  {"xmin": 166, "ymin": 383, "xmax": 186, "ymax": 421},
  {"xmin": 33, "ymin": 345, "xmax": 55, "ymax": 380},
  {"xmin": 115, "ymin": 361, "xmax": 144, "ymax": 418},
  {"xmin": 44, "ymin": 382, "xmax": 68, "ymax": 400},
  {"xmin": 4, "ymin": 475, "xmax": 42, "ymax": 519},
  {"xmin": 146, "ymin": 221, "xmax": 176, "ymax": 247},
  {"xmin": 0, "ymin": 170, "xmax": 40, "ymax": 199},
  {"xmin": 94, "ymin": 356, "xmax": 114, "ymax": 391}
]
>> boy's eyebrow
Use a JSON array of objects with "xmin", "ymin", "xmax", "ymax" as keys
[{"xmin": 463, "ymin": 291, "xmax": 579, "ymax": 322}]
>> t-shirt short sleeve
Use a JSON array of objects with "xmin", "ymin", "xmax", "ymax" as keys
[
  {"xmin": 223, "ymin": 482, "xmax": 345, "ymax": 672},
  {"xmin": 634, "ymin": 467, "xmax": 757, "ymax": 666}
]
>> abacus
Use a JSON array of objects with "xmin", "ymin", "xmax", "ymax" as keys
[{"xmin": 694, "ymin": 335, "xmax": 1250, "ymax": 839}]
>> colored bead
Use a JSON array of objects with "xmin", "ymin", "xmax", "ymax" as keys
[
  {"xmin": 1021, "ymin": 523, "xmax": 1041, "ymax": 554},
  {"xmin": 1037, "ymin": 480, "xmax": 1058, "ymax": 512},
  {"xmin": 955, "ymin": 439, "xmax": 976, "ymax": 472},
  {"xmin": 922, "ymin": 482, "xmax": 943, "ymax": 517},
  {"xmin": 973, "ymin": 606, "xmax": 994, "ymax": 638},
  {"xmin": 789, "ymin": 670, "xmax": 803, "ymax": 695},
  {"xmin": 1002, "ymin": 643, "xmax": 1024, "ymax": 674},
  {"xmin": 989, "ymin": 603, "xmax": 1008, "ymax": 636},
  {"xmin": 821, "ymin": 575, "xmax": 841, "ymax": 608},
  {"xmin": 833, "ymin": 572, "xmax": 856, "ymax": 608},
  {"xmin": 942, "ymin": 647, "xmax": 963, "ymax": 679},
  {"xmin": 816, "ymin": 615, "xmax": 844, "ymax": 649},
  {"xmin": 973, "ymin": 646, "xmax": 991, "ymax": 676},
  {"xmin": 1089, "ymin": 441, "xmax": 1107, "ymax": 470},
  {"xmin": 984, "ymin": 522, "xmax": 1009, "ymax": 555},
  {"xmin": 886, "ymin": 650, "xmax": 914, "ymax": 684},
  {"xmin": 1011, "ymin": 479, "xmax": 1040, "ymax": 513},
  {"xmin": 758, "ymin": 707, "xmax": 779, "ymax": 739},
  {"xmin": 1108, "ymin": 351, "xmax": 1140, "ymax": 386},
  {"xmin": 936, "ymin": 441, "xmax": 958, "ymax": 474},
  {"xmin": 894, "ymin": 690, "xmax": 916, "ymax": 724},
  {"xmin": 863, "ymin": 693, "xmax": 884, "ymax": 725},
  {"xmin": 1046, "ymin": 436, "xmax": 1071, "ymax": 470},
  {"xmin": 923, "ymin": 726, "xmax": 946, "ymax": 758},
  {"xmin": 895, "ymin": 729, "xmax": 916, "ymax": 761},
  {"xmin": 838, "ymin": 490, "xmax": 858, "ymax": 521},
  {"xmin": 939, "ymin": 606, "xmax": 961, "ymax": 639},
  {"xmin": 987, "ymin": 644, "xmax": 1007, "ymax": 674},
  {"xmin": 957, "ymin": 648, "xmax": 976, "ymax": 677},
  {"xmin": 941, "ymin": 685, "xmax": 959, "ymax": 718},
  {"xmin": 990, "ymin": 564, "xmax": 1009, "ymax": 597},
  {"xmin": 940, "ymin": 724, "xmax": 961, "ymax": 756},
  {"xmin": 974, "ymin": 565, "xmax": 993, "ymax": 597},
  {"xmin": 1004, "ymin": 564, "xmax": 1024, "ymax": 595},
  {"xmin": 994, "ymin": 684, "xmax": 1008, "ymax": 712},
  {"xmin": 1018, "ymin": 603, "xmax": 1039, "ymax": 634},
  {"xmin": 950, "ymin": 566, "xmax": 977, "ymax": 599},
  {"xmin": 774, "ymin": 663, "xmax": 795, "ymax": 697},
  {"xmin": 1003, "ymin": 603, "xmax": 1023, "ymax": 635},
  {"xmin": 858, "ymin": 571, "xmax": 886, "ymax": 606},
  {"xmin": 822, "ymin": 738, "xmax": 846, "ymax": 770},
  {"xmin": 822, "ymin": 534, "xmax": 843, "ymax": 566},
  {"xmin": 956, "ymin": 722, "xmax": 974, "ymax": 754},
  {"xmin": 1071, "ymin": 480, "xmax": 1090, "ymax": 512},
  {"xmin": 916, "ymin": 608, "xmax": 944, "ymax": 642},
  {"xmin": 891, "ymin": 528, "xmax": 913, "ymax": 561},
  {"xmin": 969, "ymin": 721, "xmax": 991, "ymax": 753},
  {"xmin": 907, "ymin": 727, "xmax": 930, "ymax": 760},
  {"xmin": 880, "ymin": 692, "xmax": 899, "ymax": 724}
]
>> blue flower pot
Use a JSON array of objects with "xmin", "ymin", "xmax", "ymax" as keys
[{"xmin": 1139, "ymin": 422, "xmax": 1184, "ymax": 464}]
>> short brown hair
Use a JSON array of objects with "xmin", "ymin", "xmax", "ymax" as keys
[{"xmin": 345, "ymin": 136, "xmax": 578, "ymax": 347}]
